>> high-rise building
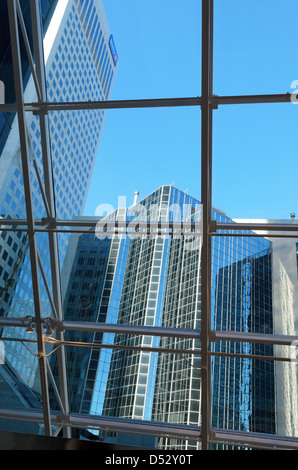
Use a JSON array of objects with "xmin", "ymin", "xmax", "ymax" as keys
[
  {"xmin": 57, "ymin": 185, "xmax": 291, "ymax": 449},
  {"xmin": 0, "ymin": 0, "xmax": 118, "ymax": 389},
  {"xmin": 0, "ymin": 0, "xmax": 59, "ymax": 156}
]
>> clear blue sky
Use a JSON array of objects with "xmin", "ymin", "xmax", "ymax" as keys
[{"xmin": 83, "ymin": 0, "xmax": 298, "ymax": 221}]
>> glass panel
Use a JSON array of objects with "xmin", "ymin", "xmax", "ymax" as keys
[
  {"xmin": 210, "ymin": 234, "xmax": 298, "ymax": 443},
  {"xmin": 211, "ymin": 354, "xmax": 298, "ymax": 446},
  {"xmin": 83, "ymin": 107, "xmax": 201, "ymax": 216},
  {"xmin": 0, "ymin": 113, "xmax": 27, "ymax": 220},
  {"xmin": 0, "ymin": 229, "xmax": 53, "ymax": 430},
  {"xmin": 214, "ymin": 0, "xmax": 297, "ymax": 96},
  {"xmin": 103, "ymin": 0, "xmax": 201, "ymax": 99},
  {"xmin": 49, "ymin": 344, "xmax": 201, "ymax": 450},
  {"xmin": 43, "ymin": 0, "xmax": 201, "ymax": 102},
  {"xmin": 213, "ymin": 104, "xmax": 298, "ymax": 219},
  {"xmin": 211, "ymin": 234, "xmax": 298, "ymax": 336}
]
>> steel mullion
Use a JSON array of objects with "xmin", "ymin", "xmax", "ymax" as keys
[
  {"xmin": 29, "ymin": 0, "xmax": 70, "ymax": 438},
  {"xmin": 15, "ymin": 0, "xmax": 42, "ymax": 102},
  {"xmin": 36, "ymin": 248, "xmax": 59, "ymax": 320},
  {"xmin": 200, "ymin": 0, "xmax": 214, "ymax": 451},
  {"xmin": 32, "ymin": 159, "xmax": 51, "ymax": 218},
  {"xmin": 45, "ymin": 359, "xmax": 66, "ymax": 415},
  {"xmin": 7, "ymin": 0, "xmax": 51, "ymax": 436}
]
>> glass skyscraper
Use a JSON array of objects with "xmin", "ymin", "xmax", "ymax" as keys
[
  {"xmin": 57, "ymin": 185, "xmax": 278, "ymax": 449},
  {"xmin": 0, "ymin": 0, "xmax": 118, "ymax": 390}
]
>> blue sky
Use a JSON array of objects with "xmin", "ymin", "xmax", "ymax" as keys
[{"xmin": 83, "ymin": 0, "xmax": 298, "ymax": 220}]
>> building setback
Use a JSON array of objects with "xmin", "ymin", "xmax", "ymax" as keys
[{"xmin": 56, "ymin": 185, "xmax": 286, "ymax": 449}]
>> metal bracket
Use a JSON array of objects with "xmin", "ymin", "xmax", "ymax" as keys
[
  {"xmin": 41, "ymin": 217, "xmax": 57, "ymax": 229},
  {"xmin": 32, "ymin": 104, "xmax": 48, "ymax": 116},
  {"xmin": 56, "ymin": 413, "xmax": 70, "ymax": 426},
  {"xmin": 209, "ymin": 94, "xmax": 218, "ymax": 109},
  {"xmin": 209, "ymin": 219, "xmax": 217, "ymax": 233}
]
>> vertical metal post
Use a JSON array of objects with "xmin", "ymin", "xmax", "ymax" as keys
[
  {"xmin": 29, "ymin": 0, "xmax": 71, "ymax": 437},
  {"xmin": 7, "ymin": 0, "xmax": 52, "ymax": 436},
  {"xmin": 200, "ymin": 0, "xmax": 214, "ymax": 450}
]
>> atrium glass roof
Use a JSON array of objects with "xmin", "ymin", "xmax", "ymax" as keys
[{"xmin": 0, "ymin": 0, "xmax": 298, "ymax": 451}]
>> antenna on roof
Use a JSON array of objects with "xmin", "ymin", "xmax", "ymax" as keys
[{"xmin": 133, "ymin": 191, "xmax": 139, "ymax": 205}]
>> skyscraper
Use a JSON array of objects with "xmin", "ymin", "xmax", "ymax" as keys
[
  {"xmin": 0, "ymin": 0, "xmax": 59, "ymax": 156},
  {"xmin": 58, "ymin": 185, "xmax": 282, "ymax": 449},
  {"xmin": 0, "ymin": 0, "xmax": 118, "ymax": 388}
]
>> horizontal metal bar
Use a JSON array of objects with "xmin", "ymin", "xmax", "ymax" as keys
[
  {"xmin": 62, "ymin": 320, "xmax": 200, "ymax": 339},
  {"xmin": 210, "ymin": 350, "xmax": 293, "ymax": 363},
  {"xmin": 1, "ymin": 336, "xmax": 199, "ymax": 356},
  {"xmin": 0, "ymin": 227, "xmax": 202, "ymax": 237},
  {"xmin": 213, "ymin": 93, "xmax": 291, "ymax": 106},
  {"xmin": 0, "ymin": 407, "xmax": 201, "ymax": 441},
  {"xmin": 0, "ymin": 218, "xmax": 201, "ymax": 228},
  {"xmin": 212, "ymin": 330, "xmax": 298, "ymax": 346},
  {"xmin": 0, "ymin": 318, "xmax": 28, "ymax": 328},
  {"xmin": 0, "ymin": 104, "xmax": 18, "ymax": 112},
  {"xmin": 1, "ymin": 93, "xmax": 291, "ymax": 114},
  {"xmin": 0, "ymin": 317, "xmax": 199, "ymax": 339},
  {"xmin": 211, "ymin": 429, "xmax": 298, "ymax": 450},
  {"xmin": 0, "ymin": 406, "xmax": 297, "ymax": 449},
  {"xmin": 210, "ymin": 232, "xmax": 298, "ymax": 238},
  {"xmin": 3, "ymin": 218, "xmax": 298, "ymax": 231},
  {"xmin": 2, "ymin": 319, "xmax": 297, "ymax": 347},
  {"xmin": 214, "ymin": 221, "xmax": 298, "ymax": 232},
  {"xmin": 69, "ymin": 414, "xmax": 201, "ymax": 441},
  {"xmin": 30, "ymin": 96, "xmax": 202, "ymax": 113}
]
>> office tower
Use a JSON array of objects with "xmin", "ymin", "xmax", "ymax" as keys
[
  {"xmin": 0, "ymin": 0, "xmax": 59, "ymax": 156},
  {"xmin": 211, "ymin": 251, "xmax": 275, "ymax": 441},
  {"xmin": 59, "ymin": 185, "xmax": 282, "ymax": 449},
  {"xmin": 0, "ymin": 0, "xmax": 118, "ymax": 387}
]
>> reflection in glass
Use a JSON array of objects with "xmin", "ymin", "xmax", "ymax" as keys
[
  {"xmin": 48, "ymin": 185, "xmax": 298, "ymax": 448},
  {"xmin": 211, "ymin": 233, "xmax": 298, "ymax": 444}
]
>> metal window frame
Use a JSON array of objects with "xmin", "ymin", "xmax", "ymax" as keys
[{"xmin": 1, "ymin": 0, "xmax": 297, "ymax": 450}]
